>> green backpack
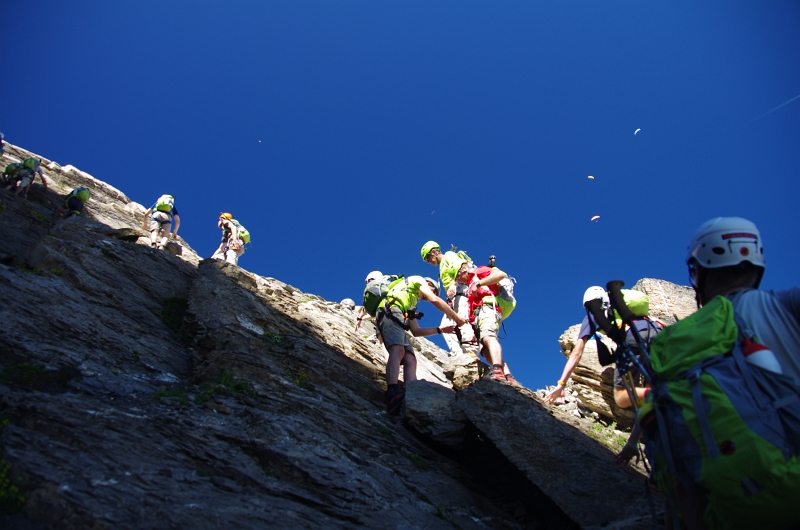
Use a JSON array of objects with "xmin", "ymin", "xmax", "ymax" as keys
[
  {"xmin": 643, "ymin": 295, "xmax": 800, "ymax": 529},
  {"xmin": 363, "ymin": 275, "xmax": 404, "ymax": 317},
  {"xmin": 609, "ymin": 289, "xmax": 649, "ymax": 326},
  {"xmin": 155, "ymin": 195, "xmax": 174, "ymax": 212},
  {"xmin": 70, "ymin": 187, "xmax": 90, "ymax": 203},
  {"xmin": 231, "ymin": 219, "xmax": 250, "ymax": 244}
]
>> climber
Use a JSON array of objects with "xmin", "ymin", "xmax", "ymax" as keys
[
  {"xmin": 211, "ymin": 213, "xmax": 249, "ymax": 266},
  {"xmin": 3, "ymin": 157, "xmax": 48, "ymax": 197},
  {"xmin": 0, "ymin": 132, "xmax": 5, "ymax": 156},
  {"xmin": 617, "ymin": 217, "xmax": 800, "ymax": 529},
  {"xmin": 58, "ymin": 187, "xmax": 91, "ymax": 218},
  {"xmin": 142, "ymin": 194, "xmax": 180, "ymax": 250},
  {"xmin": 376, "ymin": 275, "xmax": 465, "ymax": 414},
  {"xmin": 458, "ymin": 262, "xmax": 519, "ymax": 384},
  {"xmin": 421, "ymin": 241, "xmax": 478, "ymax": 357},
  {"xmin": 354, "ymin": 270, "xmax": 383, "ymax": 333},
  {"xmin": 543, "ymin": 286, "xmax": 662, "ymax": 406}
]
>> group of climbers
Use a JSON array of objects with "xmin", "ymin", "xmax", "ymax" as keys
[
  {"xmin": 0, "ymin": 139, "xmax": 90, "ymax": 219},
  {"xmin": 420, "ymin": 241, "xmax": 519, "ymax": 384},
  {"xmin": 355, "ymin": 219, "xmax": 800, "ymax": 528},
  {"xmin": 0, "ymin": 147, "xmax": 247, "ymax": 263},
  {"xmin": 358, "ymin": 241, "xmax": 519, "ymax": 414}
]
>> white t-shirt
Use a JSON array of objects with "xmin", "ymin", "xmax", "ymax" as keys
[{"xmin": 729, "ymin": 288, "xmax": 800, "ymax": 387}]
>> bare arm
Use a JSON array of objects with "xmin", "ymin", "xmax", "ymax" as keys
[
  {"xmin": 172, "ymin": 214, "xmax": 181, "ymax": 237},
  {"xmin": 354, "ymin": 306, "xmax": 370, "ymax": 331},
  {"xmin": 543, "ymin": 336, "xmax": 588, "ymax": 404},
  {"xmin": 420, "ymin": 284, "xmax": 467, "ymax": 326},
  {"xmin": 142, "ymin": 208, "xmax": 153, "ymax": 228},
  {"xmin": 408, "ymin": 319, "xmax": 456, "ymax": 337},
  {"xmin": 223, "ymin": 219, "xmax": 238, "ymax": 241}
]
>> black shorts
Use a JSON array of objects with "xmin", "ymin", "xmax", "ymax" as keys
[
  {"xmin": 65, "ymin": 196, "xmax": 85, "ymax": 216},
  {"xmin": 613, "ymin": 321, "xmax": 662, "ymax": 388}
]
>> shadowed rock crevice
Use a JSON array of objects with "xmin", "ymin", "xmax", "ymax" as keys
[{"xmin": 416, "ymin": 421, "xmax": 581, "ymax": 529}]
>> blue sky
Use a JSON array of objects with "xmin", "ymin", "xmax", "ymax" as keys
[{"xmin": 4, "ymin": 1, "xmax": 799, "ymax": 391}]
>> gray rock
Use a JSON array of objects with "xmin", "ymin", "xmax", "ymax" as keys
[
  {"xmin": 404, "ymin": 380, "xmax": 468, "ymax": 447},
  {"xmin": 0, "ymin": 141, "xmax": 662, "ymax": 530}
]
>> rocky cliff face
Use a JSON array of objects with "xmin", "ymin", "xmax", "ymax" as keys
[{"xmin": 1, "ymin": 142, "xmax": 658, "ymax": 529}]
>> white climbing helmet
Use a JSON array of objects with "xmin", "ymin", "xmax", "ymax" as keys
[
  {"xmin": 583, "ymin": 286, "xmax": 609, "ymax": 309},
  {"xmin": 365, "ymin": 271, "xmax": 383, "ymax": 283},
  {"xmin": 686, "ymin": 217, "xmax": 765, "ymax": 270}
]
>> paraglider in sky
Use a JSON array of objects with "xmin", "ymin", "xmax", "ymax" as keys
[
  {"xmin": 587, "ymin": 175, "xmax": 594, "ymax": 179},
  {"xmin": 590, "ymin": 215, "xmax": 600, "ymax": 222},
  {"xmin": 634, "ymin": 128, "xmax": 641, "ymax": 135}
]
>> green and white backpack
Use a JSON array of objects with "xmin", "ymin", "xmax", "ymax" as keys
[
  {"xmin": 231, "ymin": 219, "xmax": 250, "ymax": 244},
  {"xmin": 155, "ymin": 195, "xmax": 174, "ymax": 212},
  {"xmin": 363, "ymin": 275, "xmax": 404, "ymax": 317},
  {"xmin": 642, "ymin": 294, "xmax": 800, "ymax": 529}
]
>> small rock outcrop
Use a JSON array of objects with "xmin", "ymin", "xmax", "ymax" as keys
[{"xmin": 1, "ymin": 142, "xmax": 658, "ymax": 529}]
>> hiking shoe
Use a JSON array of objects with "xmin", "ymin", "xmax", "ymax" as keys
[
  {"xmin": 484, "ymin": 365, "xmax": 506, "ymax": 382},
  {"xmin": 505, "ymin": 374, "xmax": 521, "ymax": 387},
  {"xmin": 386, "ymin": 390, "xmax": 405, "ymax": 416}
]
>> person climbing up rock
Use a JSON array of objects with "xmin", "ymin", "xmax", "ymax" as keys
[
  {"xmin": 211, "ymin": 213, "xmax": 249, "ymax": 266},
  {"xmin": 459, "ymin": 261, "xmax": 519, "ymax": 384},
  {"xmin": 376, "ymin": 275, "xmax": 464, "ymax": 414},
  {"xmin": 142, "ymin": 194, "xmax": 180, "ymax": 250},
  {"xmin": 354, "ymin": 270, "xmax": 384, "ymax": 333},
  {"xmin": 3, "ymin": 157, "xmax": 47, "ymax": 197},
  {"xmin": 58, "ymin": 187, "xmax": 91, "ymax": 218},
  {"xmin": 543, "ymin": 286, "xmax": 662, "ymax": 406},
  {"xmin": 421, "ymin": 241, "xmax": 478, "ymax": 357}
]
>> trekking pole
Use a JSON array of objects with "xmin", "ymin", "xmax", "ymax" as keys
[
  {"xmin": 584, "ymin": 299, "xmax": 652, "ymax": 409},
  {"xmin": 584, "ymin": 298, "xmax": 643, "ymax": 410},
  {"xmin": 606, "ymin": 280, "xmax": 655, "ymax": 377}
]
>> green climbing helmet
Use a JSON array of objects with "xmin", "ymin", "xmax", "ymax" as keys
[
  {"xmin": 421, "ymin": 241, "xmax": 440, "ymax": 262},
  {"xmin": 23, "ymin": 158, "xmax": 39, "ymax": 170}
]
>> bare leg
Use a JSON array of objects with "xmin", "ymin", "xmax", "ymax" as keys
[
  {"xmin": 386, "ymin": 344, "xmax": 408, "ymax": 385},
  {"xmin": 481, "ymin": 336, "xmax": 503, "ymax": 367},
  {"xmin": 401, "ymin": 351, "xmax": 417, "ymax": 383}
]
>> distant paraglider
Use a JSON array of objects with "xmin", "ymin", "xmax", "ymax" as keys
[
  {"xmin": 634, "ymin": 128, "xmax": 641, "ymax": 135},
  {"xmin": 590, "ymin": 215, "xmax": 600, "ymax": 222},
  {"xmin": 587, "ymin": 175, "xmax": 594, "ymax": 179}
]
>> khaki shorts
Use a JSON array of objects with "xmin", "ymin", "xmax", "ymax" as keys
[
  {"xmin": 18, "ymin": 173, "xmax": 34, "ymax": 188},
  {"xmin": 474, "ymin": 304, "xmax": 501, "ymax": 341},
  {"xmin": 377, "ymin": 307, "xmax": 413, "ymax": 352},
  {"xmin": 148, "ymin": 211, "xmax": 172, "ymax": 233}
]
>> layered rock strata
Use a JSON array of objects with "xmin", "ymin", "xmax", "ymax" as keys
[{"xmin": 1, "ymin": 142, "xmax": 657, "ymax": 529}]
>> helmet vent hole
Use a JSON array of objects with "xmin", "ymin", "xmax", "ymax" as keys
[{"xmin": 712, "ymin": 247, "xmax": 725, "ymax": 255}]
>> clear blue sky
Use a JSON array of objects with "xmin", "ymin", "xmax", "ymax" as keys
[{"xmin": 4, "ymin": 1, "xmax": 799, "ymax": 391}]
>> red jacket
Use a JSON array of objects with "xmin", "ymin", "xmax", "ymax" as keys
[{"xmin": 467, "ymin": 266, "xmax": 502, "ymax": 322}]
